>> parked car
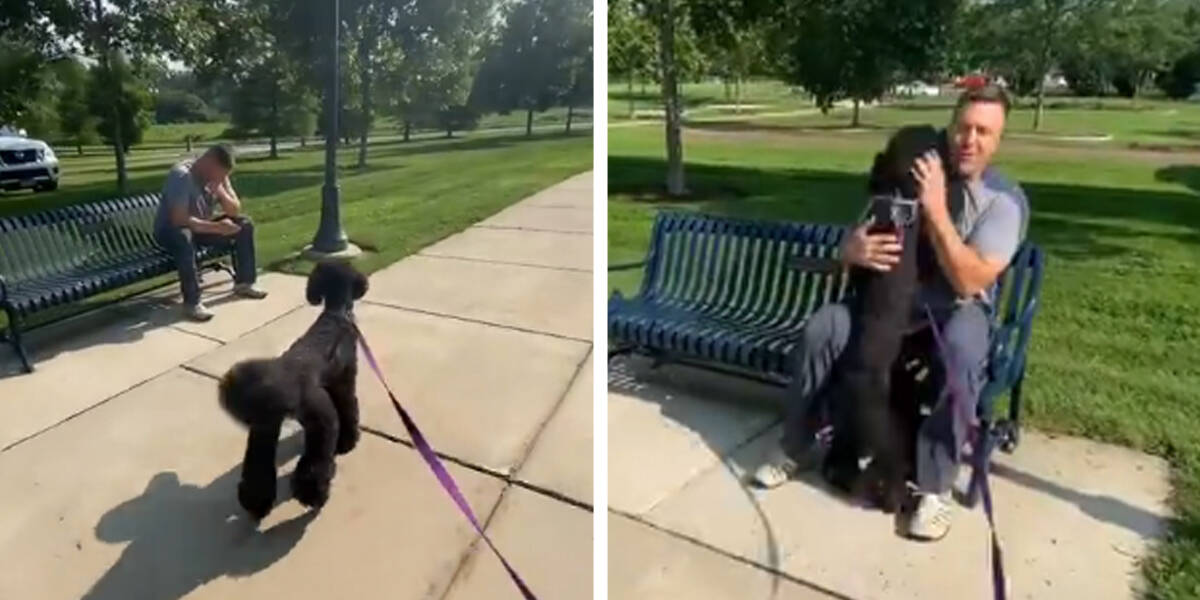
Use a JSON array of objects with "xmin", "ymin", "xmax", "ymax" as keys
[
  {"xmin": 894, "ymin": 81, "xmax": 940, "ymax": 97},
  {"xmin": 0, "ymin": 128, "xmax": 60, "ymax": 192}
]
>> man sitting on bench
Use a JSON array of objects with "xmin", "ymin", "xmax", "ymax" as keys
[
  {"xmin": 154, "ymin": 144, "xmax": 268, "ymax": 322},
  {"xmin": 752, "ymin": 85, "xmax": 1028, "ymax": 541}
]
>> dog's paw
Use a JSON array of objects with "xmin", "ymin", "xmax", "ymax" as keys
[
  {"xmin": 291, "ymin": 466, "xmax": 332, "ymax": 510},
  {"xmin": 238, "ymin": 480, "xmax": 276, "ymax": 520},
  {"xmin": 336, "ymin": 426, "xmax": 359, "ymax": 455}
]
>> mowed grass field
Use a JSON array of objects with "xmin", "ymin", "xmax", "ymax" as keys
[
  {"xmin": 0, "ymin": 125, "xmax": 591, "ymax": 330},
  {"xmin": 608, "ymin": 103, "xmax": 1200, "ymax": 596}
]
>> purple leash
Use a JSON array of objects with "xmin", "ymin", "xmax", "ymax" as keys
[
  {"xmin": 353, "ymin": 324, "xmax": 538, "ymax": 600},
  {"xmin": 924, "ymin": 305, "xmax": 1008, "ymax": 600}
]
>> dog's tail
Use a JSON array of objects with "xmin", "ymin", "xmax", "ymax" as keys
[{"xmin": 218, "ymin": 359, "xmax": 294, "ymax": 428}]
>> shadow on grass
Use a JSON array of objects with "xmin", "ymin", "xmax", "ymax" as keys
[
  {"xmin": 81, "ymin": 433, "xmax": 315, "ymax": 600},
  {"xmin": 685, "ymin": 121, "xmax": 887, "ymax": 136},
  {"xmin": 610, "ymin": 156, "xmax": 1200, "ymax": 260},
  {"xmin": 1144, "ymin": 129, "xmax": 1200, "ymax": 142}
]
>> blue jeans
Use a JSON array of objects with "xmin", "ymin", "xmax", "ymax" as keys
[
  {"xmin": 781, "ymin": 300, "xmax": 990, "ymax": 494},
  {"xmin": 154, "ymin": 215, "xmax": 258, "ymax": 306}
]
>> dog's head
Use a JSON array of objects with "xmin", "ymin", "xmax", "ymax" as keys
[
  {"xmin": 868, "ymin": 125, "xmax": 950, "ymax": 199},
  {"xmin": 305, "ymin": 260, "xmax": 368, "ymax": 311}
]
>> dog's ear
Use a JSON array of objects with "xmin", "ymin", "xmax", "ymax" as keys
[
  {"xmin": 352, "ymin": 270, "xmax": 368, "ymax": 300},
  {"xmin": 306, "ymin": 263, "xmax": 328, "ymax": 305},
  {"xmin": 867, "ymin": 152, "xmax": 888, "ymax": 194}
]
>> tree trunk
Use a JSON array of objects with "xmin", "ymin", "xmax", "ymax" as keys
[
  {"xmin": 852, "ymin": 98, "xmax": 861, "ymax": 128},
  {"xmin": 356, "ymin": 20, "xmax": 374, "ymax": 169},
  {"xmin": 269, "ymin": 89, "xmax": 279, "ymax": 159},
  {"xmin": 628, "ymin": 78, "xmax": 635, "ymax": 118},
  {"xmin": 660, "ymin": 0, "xmax": 685, "ymax": 196},
  {"xmin": 566, "ymin": 104, "xmax": 574, "ymax": 134},
  {"xmin": 403, "ymin": 120, "xmax": 411, "ymax": 142},
  {"xmin": 76, "ymin": 142, "xmax": 83, "ymax": 156},
  {"xmin": 185, "ymin": 136, "xmax": 192, "ymax": 153},
  {"xmin": 1033, "ymin": 78, "xmax": 1046, "ymax": 131},
  {"xmin": 301, "ymin": 136, "xmax": 307, "ymax": 148},
  {"xmin": 724, "ymin": 79, "xmax": 732, "ymax": 101},
  {"xmin": 734, "ymin": 76, "xmax": 742, "ymax": 114},
  {"xmin": 525, "ymin": 108, "xmax": 534, "ymax": 137}
]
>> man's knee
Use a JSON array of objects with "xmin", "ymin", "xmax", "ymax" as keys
[
  {"xmin": 800, "ymin": 302, "xmax": 852, "ymax": 354},
  {"xmin": 941, "ymin": 302, "xmax": 989, "ymax": 370},
  {"xmin": 157, "ymin": 226, "xmax": 193, "ymax": 251}
]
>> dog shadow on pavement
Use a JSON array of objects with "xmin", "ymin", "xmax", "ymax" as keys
[{"xmin": 80, "ymin": 432, "xmax": 316, "ymax": 600}]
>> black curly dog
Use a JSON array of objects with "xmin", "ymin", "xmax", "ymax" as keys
[
  {"xmin": 218, "ymin": 261, "xmax": 368, "ymax": 519},
  {"xmin": 821, "ymin": 125, "xmax": 953, "ymax": 513}
]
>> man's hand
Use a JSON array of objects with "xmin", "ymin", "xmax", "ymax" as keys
[
  {"xmin": 213, "ymin": 218, "xmax": 241, "ymax": 236},
  {"xmin": 207, "ymin": 176, "xmax": 242, "ymax": 217},
  {"xmin": 912, "ymin": 150, "xmax": 950, "ymax": 225},
  {"xmin": 841, "ymin": 224, "xmax": 902, "ymax": 272}
]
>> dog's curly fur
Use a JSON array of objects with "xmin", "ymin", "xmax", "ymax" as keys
[
  {"xmin": 821, "ymin": 125, "xmax": 952, "ymax": 513},
  {"xmin": 218, "ymin": 260, "xmax": 368, "ymax": 519}
]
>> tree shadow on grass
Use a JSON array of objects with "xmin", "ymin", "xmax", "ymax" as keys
[
  {"xmin": 685, "ymin": 121, "xmax": 888, "ymax": 136},
  {"xmin": 81, "ymin": 433, "xmax": 315, "ymax": 600},
  {"xmin": 609, "ymin": 156, "xmax": 1200, "ymax": 259}
]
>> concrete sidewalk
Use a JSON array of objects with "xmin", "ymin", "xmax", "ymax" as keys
[
  {"xmin": 608, "ymin": 355, "xmax": 1171, "ymax": 600},
  {"xmin": 0, "ymin": 171, "xmax": 593, "ymax": 600}
]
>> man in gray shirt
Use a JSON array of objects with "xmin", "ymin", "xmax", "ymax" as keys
[
  {"xmin": 753, "ymin": 86, "xmax": 1029, "ymax": 541},
  {"xmin": 154, "ymin": 145, "xmax": 267, "ymax": 321}
]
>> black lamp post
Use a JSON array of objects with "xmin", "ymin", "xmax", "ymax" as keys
[{"xmin": 305, "ymin": 0, "xmax": 360, "ymax": 259}]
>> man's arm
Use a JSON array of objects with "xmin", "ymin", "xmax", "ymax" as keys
[
  {"xmin": 169, "ymin": 202, "xmax": 237, "ymax": 235},
  {"xmin": 210, "ymin": 176, "xmax": 242, "ymax": 217},
  {"xmin": 913, "ymin": 153, "xmax": 1023, "ymax": 298}
]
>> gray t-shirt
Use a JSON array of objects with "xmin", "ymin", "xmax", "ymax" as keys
[
  {"xmin": 154, "ymin": 159, "xmax": 216, "ymax": 232},
  {"xmin": 917, "ymin": 166, "xmax": 1029, "ymax": 311}
]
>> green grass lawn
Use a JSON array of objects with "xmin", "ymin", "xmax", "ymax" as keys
[
  {"xmin": 609, "ymin": 121, "xmax": 1200, "ymax": 597},
  {"xmin": 1, "ymin": 127, "xmax": 591, "ymax": 331}
]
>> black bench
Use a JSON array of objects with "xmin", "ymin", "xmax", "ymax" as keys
[
  {"xmin": 609, "ymin": 211, "xmax": 1045, "ymax": 505},
  {"xmin": 0, "ymin": 194, "xmax": 233, "ymax": 373}
]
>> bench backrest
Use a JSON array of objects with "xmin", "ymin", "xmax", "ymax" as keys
[
  {"xmin": 638, "ymin": 212, "xmax": 851, "ymax": 324},
  {"xmin": 0, "ymin": 194, "xmax": 164, "ymax": 286},
  {"xmin": 639, "ymin": 211, "xmax": 1043, "ymax": 350}
]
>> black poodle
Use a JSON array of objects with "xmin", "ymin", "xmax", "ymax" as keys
[
  {"xmin": 218, "ymin": 260, "xmax": 368, "ymax": 520},
  {"xmin": 821, "ymin": 125, "xmax": 952, "ymax": 513}
]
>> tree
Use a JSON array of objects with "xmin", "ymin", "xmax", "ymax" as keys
[
  {"xmin": 772, "ymin": 0, "xmax": 957, "ymax": 127},
  {"xmin": 965, "ymin": 0, "xmax": 1095, "ymax": 131},
  {"xmin": 563, "ymin": 52, "xmax": 593, "ymax": 134},
  {"xmin": 473, "ymin": 0, "xmax": 588, "ymax": 137},
  {"xmin": 53, "ymin": 57, "xmax": 98, "ymax": 155},
  {"xmin": 88, "ymin": 50, "xmax": 154, "ymax": 156},
  {"xmin": 229, "ymin": 57, "xmax": 318, "ymax": 158},
  {"xmin": 608, "ymin": 0, "xmax": 657, "ymax": 118},
  {"xmin": 0, "ymin": 36, "xmax": 55, "ymax": 129},
  {"xmin": 25, "ymin": 0, "xmax": 209, "ymax": 192}
]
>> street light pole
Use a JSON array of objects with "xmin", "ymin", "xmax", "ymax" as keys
[{"xmin": 304, "ymin": 0, "xmax": 361, "ymax": 260}]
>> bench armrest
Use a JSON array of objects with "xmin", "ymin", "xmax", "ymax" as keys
[
  {"xmin": 789, "ymin": 255, "xmax": 843, "ymax": 274},
  {"xmin": 609, "ymin": 260, "xmax": 646, "ymax": 272}
]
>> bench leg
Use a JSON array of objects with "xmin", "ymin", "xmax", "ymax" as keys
[{"xmin": 3, "ymin": 308, "xmax": 33, "ymax": 374}]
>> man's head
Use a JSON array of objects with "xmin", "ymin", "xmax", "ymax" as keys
[
  {"xmin": 948, "ymin": 85, "xmax": 1008, "ymax": 180},
  {"xmin": 193, "ymin": 144, "xmax": 235, "ymax": 184}
]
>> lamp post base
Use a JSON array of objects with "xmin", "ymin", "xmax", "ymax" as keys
[{"xmin": 301, "ymin": 242, "xmax": 363, "ymax": 261}]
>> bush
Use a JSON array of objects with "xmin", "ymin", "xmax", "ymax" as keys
[
  {"xmin": 1159, "ymin": 50, "xmax": 1200, "ymax": 100},
  {"xmin": 155, "ymin": 90, "xmax": 213, "ymax": 123}
]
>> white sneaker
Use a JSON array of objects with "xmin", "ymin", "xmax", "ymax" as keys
[
  {"xmin": 233, "ymin": 283, "xmax": 268, "ymax": 299},
  {"xmin": 751, "ymin": 445, "xmax": 820, "ymax": 489},
  {"xmin": 907, "ymin": 492, "xmax": 954, "ymax": 541},
  {"xmin": 184, "ymin": 302, "xmax": 215, "ymax": 322}
]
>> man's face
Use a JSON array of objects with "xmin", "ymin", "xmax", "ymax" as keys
[
  {"xmin": 196, "ymin": 156, "xmax": 229, "ymax": 185},
  {"xmin": 949, "ymin": 101, "xmax": 1005, "ymax": 179}
]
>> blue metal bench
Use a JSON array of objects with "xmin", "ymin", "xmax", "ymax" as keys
[
  {"xmin": 609, "ymin": 211, "xmax": 1045, "ymax": 505},
  {"xmin": 0, "ymin": 194, "xmax": 233, "ymax": 373}
]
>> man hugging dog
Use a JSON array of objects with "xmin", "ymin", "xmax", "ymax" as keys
[{"xmin": 753, "ymin": 85, "xmax": 1029, "ymax": 542}]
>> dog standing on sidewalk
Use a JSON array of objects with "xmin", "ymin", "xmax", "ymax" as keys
[{"xmin": 218, "ymin": 261, "xmax": 368, "ymax": 519}]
